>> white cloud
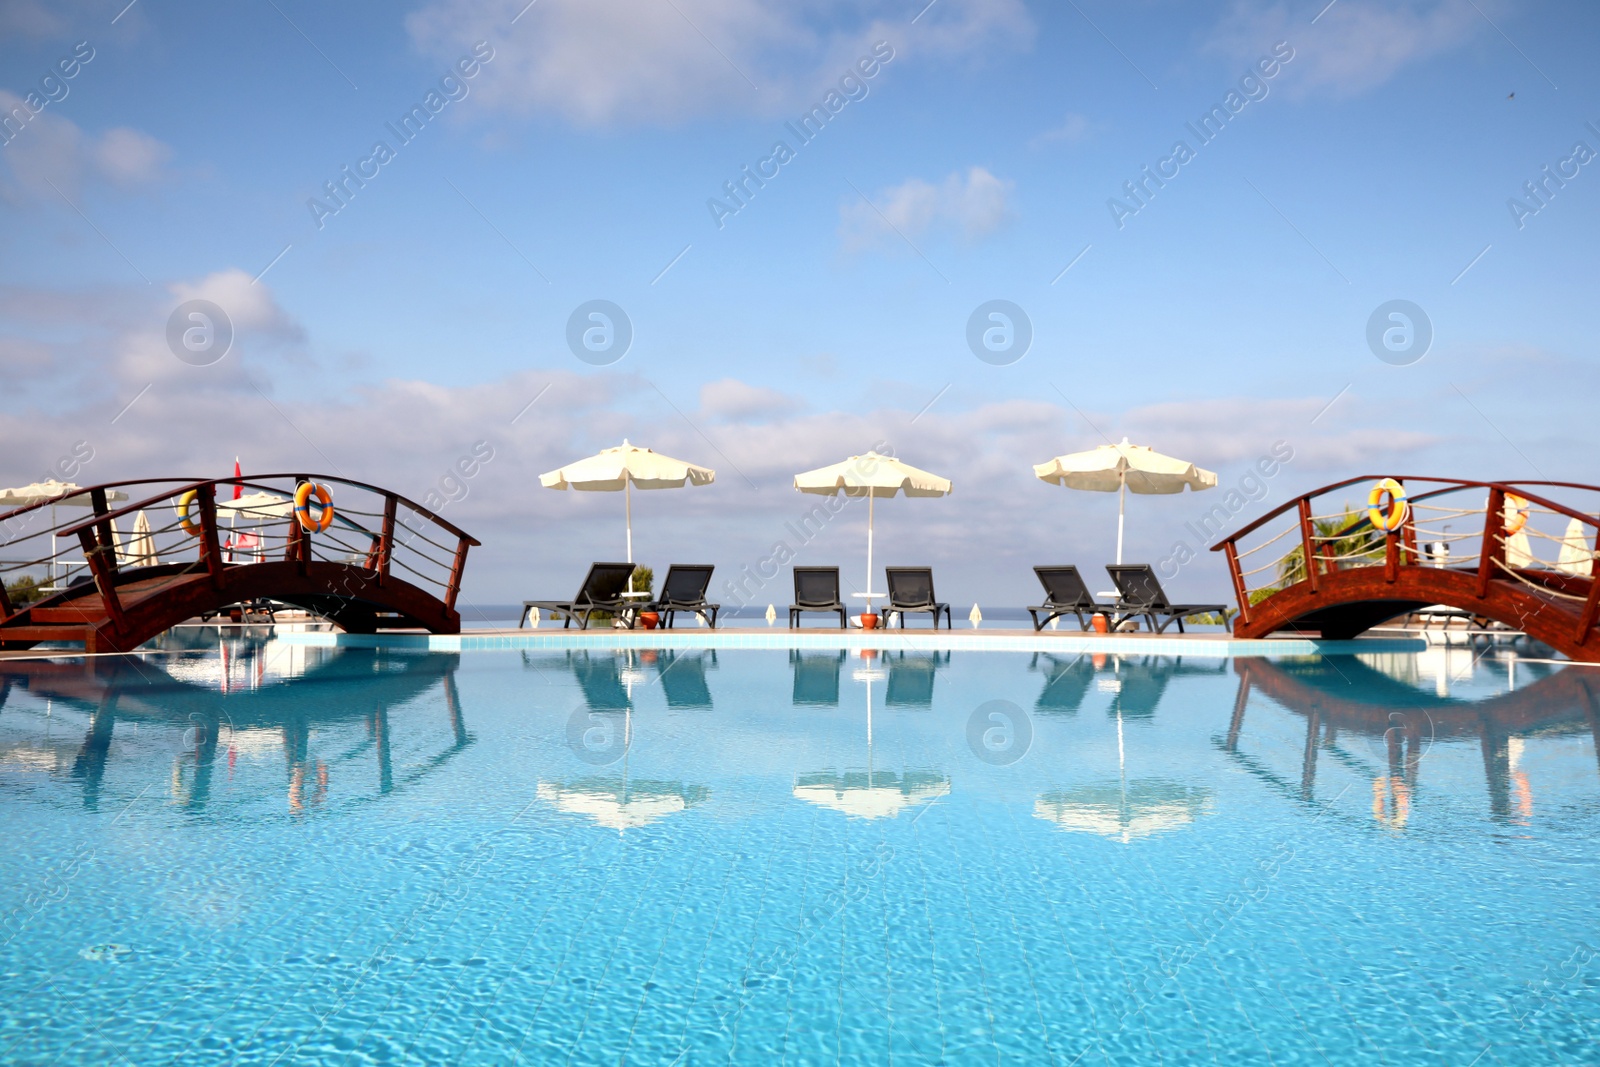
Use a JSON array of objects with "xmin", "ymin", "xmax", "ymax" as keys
[
  {"xmin": 0, "ymin": 0, "xmax": 66, "ymax": 39},
  {"xmin": 840, "ymin": 166, "xmax": 1014, "ymax": 251},
  {"xmin": 9, "ymin": 270, "xmax": 1577, "ymax": 610},
  {"xmin": 0, "ymin": 95, "xmax": 172, "ymax": 200},
  {"xmin": 699, "ymin": 378, "xmax": 796, "ymax": 421},
  {"xmin": 1032, "ymin": 111, "xmax": 1093, "ymax": 146},
  {"xmin": 168, "ymin": 269, "xmax": 302, "ymax": 338},
  {"xmin": 1206, "ymin": 0, "xmax": 1486, "ymax": 97},
  {"xmin": 93, "ymin": 127, "xmax": 171, "ymax": 186},
  {"xmin": 404, "ymin": 0, "xmax": 1031, "ymax": 126}
]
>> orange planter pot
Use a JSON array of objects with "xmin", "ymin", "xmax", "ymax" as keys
[
  {"xmin": 1091, "ymin": 613, "xmax": 1109, "ymax": 634},
  {"xmin": 638, "ymin": 612, "xmax": 660, "ymax": 630},
  {"xmin": 860, "ymin": 613, "xmax": 879, "ymax": 630}
]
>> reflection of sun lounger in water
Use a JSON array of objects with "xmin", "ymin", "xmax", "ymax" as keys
[{"xmin": 791, "ymin": 650, "xmax": 844, "ymax": 706}]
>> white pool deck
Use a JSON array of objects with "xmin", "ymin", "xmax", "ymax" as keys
[{"xmin": 277, "ymin": 626, "xmax": 1429, "ymax": 657}]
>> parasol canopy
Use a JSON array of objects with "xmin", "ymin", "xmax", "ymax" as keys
[
  {"xmin": 541, "ymin": 441, "xmax": 714, "ymax": 564},
  {"xmin": 0, "ymin": 480, "xmax": 128, "ymax": 509},
  {"xmin": 1033, "ymin": 438, "xmax": 1216, "ymax": 564}
]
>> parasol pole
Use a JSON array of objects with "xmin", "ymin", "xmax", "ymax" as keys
[
  {"xmin": 1116, "ymin": 471, "xmax": 1127, "ymax": 566},
  {"xmin": 625, "ymin": 478, "xmax": 633, "ymax": 566},
  {"xmin": 866, "ymin": 490, "xmax": 875, "ymax": 613}
]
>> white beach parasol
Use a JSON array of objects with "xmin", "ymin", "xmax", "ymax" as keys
[
  {"xmin": 0, "ymin": 479, "xmax": 128, "ymax": 509},
  {"xmin": 793, "ymin": 451, "xmax": 952, "ymax": 611},
  {"xmin": 1034, "ymin": 438, "xmax": 1216, "ymax": 564},
  {"xmin": 123, "ymin": 510, "xmax": 159, "ymax": 568},
  {"xmin": 218, "ymin": 491, "xmax": 295, "ymax": 519},
  {"xmin": 0, "ymin": 480, "xmax": 128, "ymax": 586},
  {"xmin": 540, "ymin": 441, "xmax": 715, "ymax": 564},
  {"xmin": 1557, "ymin": 516, "xmax": 1594, "ymax": 577}
]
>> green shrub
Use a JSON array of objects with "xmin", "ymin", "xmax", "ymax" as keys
[
  {"xmin": 4, "ymin": 575, "xmax": 46, "ymax": 607},
  {"xmin": 628, "ymin": 565, "xmax": 654, "ymax": 599}
]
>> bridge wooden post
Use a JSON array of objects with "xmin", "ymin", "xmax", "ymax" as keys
[
  {"xmin": 445, "ymin": 539, "xmax": 470, "ymax": 613},
  {"xmin": 1399, "ymin": 482, "xmax": 1419, "ymax": 565},
  {"xmin": 1576, "ymin": 529, "xmax": 1600, "ymax": 645},
  {"xmin": 1226, "ymin": 668, "xmax": 1252, "ymax": 752},
  {"xmin": 1297, "ymin": 499, "xmax": 1319, "ymax": 593},
  {"xmin": 376, "ymin": 496, "xmax": 395, "ymax": 585},
  {"xmin": 196, "ymin": 484, "xmax": 226, "ymax": 591},
  {"xmin": 1224, "ymin": 541, "xmax": 1250, "ymax": 626},
  {"xmin": 0, "ymin": 582, "xmax": 12, "ymax": 622},
  {"xmin": 76, "ymin": 526, "xmax": 127, "ymax": 632},
  {"xmin": 285, "ymin": 510, "xmax": 303, "ymax": 563},
  {"xmin": 1384, "ymin": 532, "xmax": 1399, "ymax": 583},
  {"xmin": 90, "ymin": 487, "xmax": 119, "ymax": 576},
  {"xmin": 1477, "ymin": 487, "xmax": 1505, "ymax": 598}
]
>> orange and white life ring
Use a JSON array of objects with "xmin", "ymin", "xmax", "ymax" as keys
[
  {"xmin": 1503, "ymin": 493, "xmax": 1530, "ymax": 536},
  {"xmin": 294, "ymin": 482, "xmax": 335, "ymax": 533}
]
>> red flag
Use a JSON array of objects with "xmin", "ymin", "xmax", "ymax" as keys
[{"xmin": 232, "ymin": 457, "xmax": 243, "ymax": 499}]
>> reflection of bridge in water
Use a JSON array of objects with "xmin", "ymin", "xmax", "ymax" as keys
[
  {"xmin": 1217, "ymin": 477, "xmax": 1600, "ymax": 660},
  {"xmin": 1225, "ymin": 654, "xmax": 1600, "ymax": 826},
  {"xmin": 0, "ymin": 475, "xmax": 478, "ymax": 652},
  {"xmin": 0, "ymin": 636, "xmax": 465, "ymax": 813}
]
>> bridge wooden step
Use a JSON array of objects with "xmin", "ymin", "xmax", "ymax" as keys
[
  {"xmin": 0, "ymin": 625, "xmax": 92, "ymax": 643},
  {"xmin": 28, "ymin": 606, "xmax": 110, "ymax": 624}
]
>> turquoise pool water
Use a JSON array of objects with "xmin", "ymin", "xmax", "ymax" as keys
[{"xmin": 2, "ymin": 635, "xmax": 1598, "ymax": 1064}]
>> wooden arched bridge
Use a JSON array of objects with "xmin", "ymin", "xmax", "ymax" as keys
[
  {"xmin": 0, "ymin": 475, "xmax": 478, "ymax": 653},
  {"xmin": 1214, "ymin": 477, "xmax": 1600, "ymax": 661}
]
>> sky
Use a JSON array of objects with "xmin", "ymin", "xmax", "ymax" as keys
[{"xmin": 1, "ymin": 0, "xmax": 1597, "ymax": 616}]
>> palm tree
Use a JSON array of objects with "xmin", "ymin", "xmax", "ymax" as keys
[{"xmin": 1275, "ymin": 506, "xmax": 1386, "ymax": 588}]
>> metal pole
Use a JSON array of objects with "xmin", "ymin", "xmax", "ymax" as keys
[
  {"xmin": 1116, "ymin": 474, "xmax": 1126, "ymax": 566},
  {"xmin": 866, "ymin": 491, "xmax": 875, "ymax": 612},
  {"xmin": 625, "ymin": 478, "xmax": 633, "ymax": 565}
]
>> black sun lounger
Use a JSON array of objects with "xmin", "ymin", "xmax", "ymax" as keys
[
  {"xmin": 1027, "ymin": 565, "xmax": 1107, "ymax": 631},
  {"xmin": 520, "ymin": 562, "xmax": 639, "ymax": 629},
  {"xmin": 883, "ymin": 567, "xmax": 952, "ymax": 629},
  {"xmin": 1105, "ymin": 564, "xmax": 1231, "ymax": 634},
  {"xmin": 789, "ymin": 567, "xmax": 848, "ymax": 628},
  {"xmin": 648, "ymin": 564, "xmax": 720, "ymax": 628}
]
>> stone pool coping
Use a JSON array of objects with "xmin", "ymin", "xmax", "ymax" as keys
[{"xmin": 276, "ymin": 627, "xmax": 1428, "ymax": 658}]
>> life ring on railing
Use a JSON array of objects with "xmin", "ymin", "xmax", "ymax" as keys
[
  {"xmin": 174, "ymin": 490, "xmax": 204, "ymax": 537},
  {"xmin": 1504, "ymin": 493, "xmax": 1530, "ymax": 536},
  {"xmin": 1367, "ymin": 478, "xmax": 1409, "ymax": 533},
  {"xmin": 294, "ymin": 481, "xmax": 335, "ymax": 533}
]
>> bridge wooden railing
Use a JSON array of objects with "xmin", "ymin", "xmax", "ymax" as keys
[
  {"xmin": 0, "ymin": 474, "xmax": 479, "ymax": 625},
  {"xmin": 1211, "ymin": 476, "xmax": 1600, "ymax": 643}
]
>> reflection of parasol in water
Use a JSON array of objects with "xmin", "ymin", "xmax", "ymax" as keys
[
  {"xmin": 791, "ymin": 653, "xmax": 948, "ymax": 820},
  {"xmin": 1035, "ymin": 779, "xmax": 1212, "ymax": 843},
  {"xmin": 1035, "ymin": 676, "xmax": 1211, "ymax": 842},
  {"xmin": 537, "ymin": 778, "xmax": 707, "ymax": 831},
  {"xmin": 794, "ymin": 770, "xmax": 949, "ymax": 820}
]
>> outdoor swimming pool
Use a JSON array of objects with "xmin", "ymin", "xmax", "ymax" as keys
[{"xmin": 2, "ymin": 634, "xmax": 1597, "ymax": 1064}]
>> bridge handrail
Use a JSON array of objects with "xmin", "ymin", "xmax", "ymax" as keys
[
  {"xmin": 44, "ymin": 475, "xmax": 479, "ymax": 546},
  {"xmin": 1209, "ymin": 475, "xmax": 1600, "ymax": 639},
  {"xmin": 2, "ymin": 473, "xmax": 479, "ymax": 626},
  {"xmin": 1209, "ymin": 476, "xmax": 1600, "ymax": 552}
]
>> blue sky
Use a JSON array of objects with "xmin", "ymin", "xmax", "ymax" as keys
[{"xmin": 2, "ymin": 0, "xmax": 1597, "ymax": 612}]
